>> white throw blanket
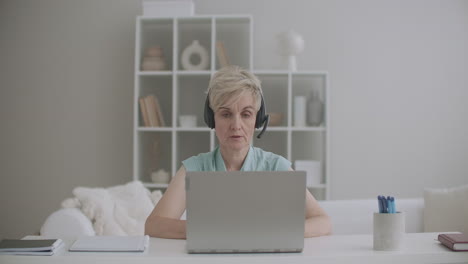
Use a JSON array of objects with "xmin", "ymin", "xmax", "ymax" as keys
[{"xmin": 61, "ymin": 181, "xmax": 162, "ymax": 236}]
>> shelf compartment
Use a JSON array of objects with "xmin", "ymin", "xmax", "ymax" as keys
[
  {"xmin": 215, "ymin": 16, "xmax": 251, "ymax": 70},
  {"xmin": 177, "ymin": 75, "xmax": 211, "ymax": 128},
  {"xmin": 252, "ymin": 131, "xmax": 288, "ymax": 160},
  {"xmin": 176, "ymin": 131, "xmax": 211, "ymax": 168},
  {"xmin": 139, "ymin": 18, "xmax": 173, "ymax": 72},
  {"xmin": 137, "ymin": 131, "xmax": 172, "ymax": 183},
  {"xmin": 291, "ymin": 74, "xmax": 327, "ymax": 127},
  {"xmin": 309, "ymin": 188, "xmax": 326, "ymax": 201},
  {"xmin": 256, "ymin": 73, "xmax": 289, "ymax": 127},
  {"xmin": 138, "ymin": 75, "xmax": 173, "ymax": 127},
  {"xmin": 291, "ymin": 131, "xmax": 325, "ymax": 161},
  {"xmin": 177, "ymin": 18, "xmax": 212, "ymax": 71}
]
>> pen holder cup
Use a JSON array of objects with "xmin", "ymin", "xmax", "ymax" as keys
[{"xmin": 373, "ymin": 212, "xmax": 405, "ymax": 251}]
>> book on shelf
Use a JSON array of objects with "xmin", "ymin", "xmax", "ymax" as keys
[
  {"xmin": 0, "ymin": 237, "xmax": 64, "ymax": 256},
  {"xmin": 216, "ymin": 41, "xmax": 230, "ymax": 68},
  {"xmin": 152, "ymin": 95, "xmax": 166, "ymax": 127},
  {"xmin": 140, "ymin": 94, "xmax": 165, "ymax": 127},
  {"xmin": 438, "ymin": 233, "xmax": 468, "ymax": 251},
  {"xmin": 139, "ymin": 97, "xmax": 151, "ymax": 127}
]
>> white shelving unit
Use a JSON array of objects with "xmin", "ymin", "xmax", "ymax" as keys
[{"xmin": 133, "ymin": 15, "xmax": 330, "ymax": 200}]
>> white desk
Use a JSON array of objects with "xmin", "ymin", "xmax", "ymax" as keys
[{"xmin": 1, "ymin": 233, "xmax": 467, "ymax": 264}]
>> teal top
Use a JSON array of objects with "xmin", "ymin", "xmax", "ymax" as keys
[{"xmin": 182, "ymin": 146, "xmax": 291, "ymax": 172}]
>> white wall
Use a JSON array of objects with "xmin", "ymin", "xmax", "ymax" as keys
[
  {"xmin": 1, "ymin": 0, "xmax": 467, "ymax": 238},
  {"xmin": 194, "ymin": 0, "xmax": 468, "ymax": 199}
]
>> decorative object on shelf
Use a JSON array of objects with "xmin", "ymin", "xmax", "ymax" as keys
[
  {"xmin": 216, "ymin": 41, "xmax": 230, "ymax": 68},
  {"xmin": 179, "ymin": 115, "xmax": 197, "ymax": 127},
  {"xmin": 294, "ymin": 96, "xmax": 306, "ymax": 127},
  {"xmin": 307, "ymin": 90, "xmax": 324, "ymax": 126},
  {"xmin": 277, "ymin": 30, "xmax": 305, "ymax": 71},
  {"xmin": 295, "ymin": 160, "xmax": 322, "ymax": 186},
  {"xmin": 149, "ymin": 137, "xmax": 161, "ymax": 178},
  {"xmin": 268, "ymin": 112, "xmax": 283, "ymax": 126},
  {"xmin": 139, "ymin": 94, "xmax": 165, "ymax": 127},
  {"xmin": 141, "ymin": 46, "xmax": 166, "ymax": 71},
  {"xmin": 142, "ymin": 0, "xmax": 194, "ymax": 17},
  {"xmin": 181, "ymin": 40, "xmax": 209, "ymax": 71},
  {"xmin": 151, "ymin": 169, "xmax": 171, "ymax": 184}
]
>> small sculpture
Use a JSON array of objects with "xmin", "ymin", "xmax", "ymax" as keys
[
  {"xmin": 141, "ymin": 45, "xmax": 166, "ymax": 71},
  {"xmin": 277, "ymin": 30, "xmax": 305, "ymax": 71},
  {"xmin": 181, "ymin": 40, "xmax": 209, "ymax": 71}
]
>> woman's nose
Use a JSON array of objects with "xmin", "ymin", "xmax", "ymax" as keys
[{"xmin": 230, "ymin": 115, "xmax": 242, "ymax": 129}]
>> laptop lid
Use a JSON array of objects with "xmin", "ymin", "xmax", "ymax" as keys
[{"xmin": 186, "ymin": 171, "xmax": 306, "ymax": 253}]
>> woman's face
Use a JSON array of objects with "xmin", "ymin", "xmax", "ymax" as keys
[{"xmin": 214, "ymin": 93, "xmax": 257, "ymax": 152}]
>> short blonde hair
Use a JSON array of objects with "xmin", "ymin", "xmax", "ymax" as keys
[{"xmin": 207, "ymin": 66, "xmax": 262, "ymax": 112}]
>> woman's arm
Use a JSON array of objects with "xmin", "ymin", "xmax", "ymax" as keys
[
  {"xmin": 288, "ymin": 167, "xmax": 332, "ymax": 237},
  {"xmin": 145, "ymin": 166, "xmax": 187, "ymax": 239},
  {"xmin": 304, "ymin": 189, "xmax": 332, "ymax": 237}
]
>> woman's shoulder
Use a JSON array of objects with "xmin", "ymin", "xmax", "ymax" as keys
[
  {"xmin": 182, "ymin": 149, "xmax": 217, "ymax": 171},
  {"xmin": 251, "ymin": 147, "xmax": 291, "ymax": 171}
]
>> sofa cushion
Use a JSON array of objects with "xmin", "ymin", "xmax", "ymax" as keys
[{"xmin": 424, "ymin": 184, "xmax": 468, "ymax": 233}]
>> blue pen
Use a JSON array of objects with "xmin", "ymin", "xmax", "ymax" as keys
[
  {"xmin": 387, "ymin": 196, "xmax": 392, "ymax": 213},
  {"xmin": 382, "ymin": 196, "xmax": 388, "ymax": 213},
  {"xmin": 391, "ymin": 197, "xmax": 396, "ymax": 213},
  {"xmin": 388, "ymin": 197, "xmax": 393, "ymax": 213},
  {"xmin": 379, "ymin": 195, "xmax": 385, "ymax": 213},
  {"xmin": 377, "ymin": 196, "xmax": 383, "ymax": 213}
]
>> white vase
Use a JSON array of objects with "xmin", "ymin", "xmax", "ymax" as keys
[
  {"xmin": 181, "ymin": 40, "xmax": 209, "ymax": 71},
  {"xmin": 294, "ymin": 96, "xmax": 306, "ymax": 127}
]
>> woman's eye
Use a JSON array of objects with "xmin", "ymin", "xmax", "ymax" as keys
[
  {"xmin": 242, "ymin": 112, "xmax": 252, "ymax": 118},
  {"xmin": 221, "ymin": 113, "xmax": 230, "ymax": 118}
]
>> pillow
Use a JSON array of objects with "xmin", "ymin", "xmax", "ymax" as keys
[
  {"xmin": 72, "ymin": 181, "xmax": 156, "ymax": 236},
  {"xmin": 40, "ymin": 208, "xmax": 96, "ymax": 237},
  {"xmin": 424, "ymin": 184, "xmax": 468, "ymax": 233}
]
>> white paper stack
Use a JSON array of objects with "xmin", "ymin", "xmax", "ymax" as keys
[
  {"xmin": 69, "ymin": 235, "xmax": 149, "ymax": 252},
  {"xmin": 142, "ymin": 0, "xmax": 194, "ymax": 17},
  {"xmin": 295, "ymin": 160, "xmax": 322, "ymax": 187}
]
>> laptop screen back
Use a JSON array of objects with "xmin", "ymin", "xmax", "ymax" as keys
[{"xmin": 186, "ymin": 171, "xmax": 306, "ymax": 253}]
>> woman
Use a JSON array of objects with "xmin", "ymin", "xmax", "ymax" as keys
[{"xmin": 145, "ymin": 66, "xmax": 332, "ymax": 239}]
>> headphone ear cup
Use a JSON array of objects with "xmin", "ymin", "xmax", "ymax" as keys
[
  {"xmin": 255, "ymin": 95, "xmax": 266, "ymax": 128},
  {"xmin": 255, "ymin": 96, "xmax": 266, "ymax": 128},
  {"xmin": 204, "ymin": 97, "xmax": 215, "ymax": 128}
]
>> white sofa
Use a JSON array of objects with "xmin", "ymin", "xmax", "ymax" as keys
[{"xmin": 40, "ymin": 198, "xmax": 424, "ymax": 237}]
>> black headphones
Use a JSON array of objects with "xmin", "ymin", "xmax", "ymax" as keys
[{"xmin": 204, "ymin": 95, "xmax": 270, "ymax": 138}]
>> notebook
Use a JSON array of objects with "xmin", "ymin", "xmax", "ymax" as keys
[
  {"xmin": 69, "ymin": 236, "xmax": 149, "ymax": 252},
  {"xmin": 0, "ymin": 237, "xmax": 63, "ymax": 256},
  {"xmin": 438, "ymin": 233, "xmax": 468, "ymax": 251},
  {"xmin": 185, "ymin": 171, "xmax": 306, "ymax": 253}
]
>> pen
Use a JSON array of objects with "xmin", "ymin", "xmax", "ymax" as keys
[
  {"xmin": 377, "ymin": 196, "xmax": 383, "ymax": 213},
  {"xmin": 387, "ymin": 196, "xmax": 392, "ymax": 213},
  {"xmin": 388, "ymin": 197, "xmax": 393, "ymax": 213},
  {"xmin": 382, "ymin": 196, "xmax": 388, "ymax": 214},
  {"xmin": 377, "ymin": 195, "xmax": 397, "ymax": 213}
]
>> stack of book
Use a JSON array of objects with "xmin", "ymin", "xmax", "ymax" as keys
[
  {"xmin": 0, "ymin": 238, "xmax": 64, "ymax": 256},
  {"xmin": 139, "ymin": 94, "xmax": 166, "ymax": 127}
]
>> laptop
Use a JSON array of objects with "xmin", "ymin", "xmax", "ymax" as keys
[{"xmin": 185, "ymin": 171, "xmax": 306, "ymax": 253}]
